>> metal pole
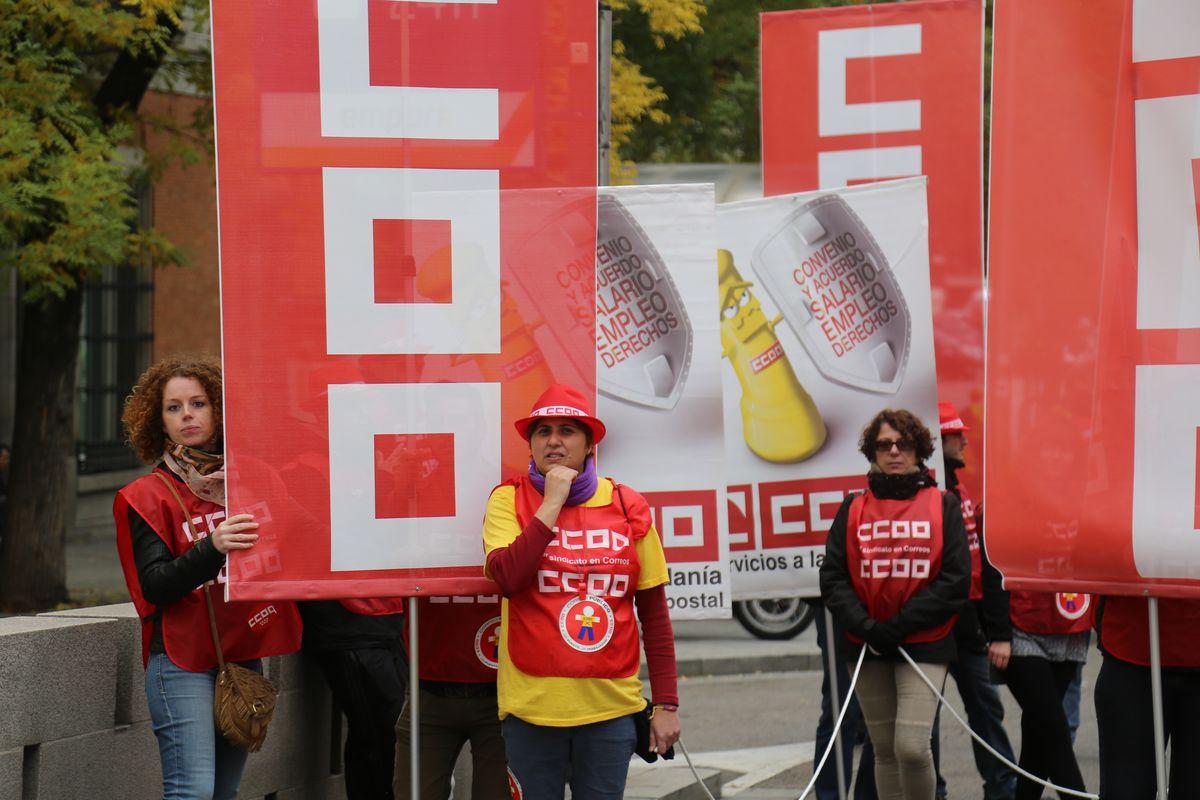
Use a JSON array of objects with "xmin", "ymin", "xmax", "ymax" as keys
[
  {"xmin": 823, "ymin": 608, "xmax": 849, "ymax": 800},
  {"xmin": 1148, "ymin": 597, "xmax": 1167, "ymax": 799},
  {"xmin": 597, "ymin": 4, "xmax": 612, "ymax": 185},
  {"xmin": 409, "ymin": 596, "xmax": 420, "ymax": 799}
]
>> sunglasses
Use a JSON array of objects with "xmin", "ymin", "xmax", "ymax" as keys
[{"xmin": 874, "ymin": 438, "xmax": 916, "ymax": 454}]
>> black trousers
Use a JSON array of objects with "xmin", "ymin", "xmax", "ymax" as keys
[
  {"xmin": 1004, "ymin": 656, "xmax": 1086, "ymax": 800},
  {"xmin": 394, "ymin": 688, "xmax": 509, "ymax": 800},
  {"xmin": 316, "ymin": 646, "xmax": 409, "ymax": 799},
  {"xmin": 1096, "ymin": 655, "xmax": 1200, "ymax": 800}
]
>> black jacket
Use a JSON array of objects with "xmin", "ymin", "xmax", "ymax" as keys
[
  {"xmin": 129, "ymin": 466, "xmax": 227, "ymax": 654},
  {"xmin": 820, "ymin": 472, "xmax": 970, "ymax": 663},
  {"xmin": 298, "ymin": 601, "xmax": 405, "ymax": 653},
  {"xmin": 977, "ymin": 514, "xmax": 1014, "ymax": 642}
]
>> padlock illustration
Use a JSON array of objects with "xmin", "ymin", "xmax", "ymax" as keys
[
  {"xmin": 750, "ymin": 194, "xmax": 911, "ymax": 394},
  {"xmin": 719, "ymin": 249, "xmax": 826, "ymax": 463}
]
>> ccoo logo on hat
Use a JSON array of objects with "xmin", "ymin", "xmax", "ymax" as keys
[{"xmin": 513, "ymin": 384, "xmax": 607, "ymax": 444}]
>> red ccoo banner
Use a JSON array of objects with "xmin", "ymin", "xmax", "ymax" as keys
[
  {"xmin": 211, "ymin": 0, "xmax": 597, "ymax": 600},
  {"xmin": 760, "ymin": 0, "xmax": 985, "ymax": 496},
  {"xmin": 987, "ymin": 0, "xmax": 1200, "ymax": 596}
]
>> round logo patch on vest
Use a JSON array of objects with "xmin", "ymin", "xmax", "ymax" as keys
[
  {"xmin": 1055, "ymin": 592, "xmax": 1090, "ymax": 620},
  {"xmin": 474, "ymin": 616, "xmax": 502, "ymax": 670},
  {"xmin": 558, "ymin": 595, "xmax": 615, "ymax": 652}
]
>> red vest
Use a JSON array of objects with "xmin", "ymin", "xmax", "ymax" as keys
[
  {"xmin": 845, "ymin": 487, "xmax": 956, "ymax": 644},
  {"xmin": 1009, "ymin": 591, "xmax": 1093, "ymax": 635},
  {"xmin": 407, "ymin": 595, "xmax": 501, "ymax": 682},
  {"xmin": 113, "ymin": 469, "xmax": 302, "ymax": 670},
  {"xmin": 955, "ymin": 485, "xmax": 983, "ymax": 601},
  {"xmin": 339, "ymin": 598, "xmax": 407, "ymax": 616},
  {"xmin": 1098, "ymin": 596, "xmax": 1200, "ymax": 668},
  {"xmin": 506, "ymin": 476, "xmax": 649, "ymax": 679}
]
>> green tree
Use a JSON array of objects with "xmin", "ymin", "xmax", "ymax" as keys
[
  {"xmin": 0, "ymin": 0, "xmax": 196, "ymax": 611},
  {"xmin": 618, "ymin": 0, "xmax": 901, "ymax": 164}
]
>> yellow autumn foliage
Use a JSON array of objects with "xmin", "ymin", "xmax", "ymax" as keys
[{"xmin": 609, "ymin": 0, "xmax": 705, "ymax": 183}]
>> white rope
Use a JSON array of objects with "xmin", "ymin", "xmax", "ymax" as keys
[
  {"xmin": 793, "ymin": 646, "xmax": 868, "ymax": 800},
  {"xmin": 677, "ymin": 739, "xmax": 719, "ymax": 800},
  {"xmin": 897, "ymin": 646, "xmax": 1099, "ymax": 800}
]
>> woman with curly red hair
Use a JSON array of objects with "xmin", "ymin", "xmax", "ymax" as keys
[
  {"xmin": 113, "ymin": 356, "xmax": 302, "ymax": 799},
  {"xmin": 820, "ymin": 408, "xmax": 969, "ymax": 800}
]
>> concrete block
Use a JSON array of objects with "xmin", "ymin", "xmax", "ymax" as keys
[
  {"xmin": 0, "ymin": 748, "xmax": 22, "ymax": 800},
  {"xmin": 0, "ymin": 616, "xmax": 122, "ymax": 750},
  {"xmin": 239, "ymin": 685, "xmax": 335, "ymax": 799},
  {"xmin": 273, "ymin": 651, "xmax": 328, "ymax": 694},
  {"xmin": 29, "ymin": 722, "xmax": 160, "ymax": 800},
  {"xmin": 43, "ymin": 603, "xmax": 149, "ymax": 723}
]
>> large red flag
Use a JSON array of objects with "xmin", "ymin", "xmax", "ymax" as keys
[
  {"xmin": 211, "ymin": 0, "xmax": 597, "ymax": 600},
  {"xmin": 760, "ymin": 0, "xmax": 985, "ymax": 495},
  {"xmin": 987, "ymin": 0, "xmax": 1200, "ymax": 596}
]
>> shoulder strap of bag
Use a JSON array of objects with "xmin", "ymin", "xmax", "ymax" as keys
[
  {"xmin": 613, "ymin": 482, "xmax": 628, "ymax": 518},
  {"xmin": 152, "ymin": 470, "xmax": 227, "ymax": 671}
]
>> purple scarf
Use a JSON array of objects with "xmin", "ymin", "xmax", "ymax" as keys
[{"xmin": 527, "ymin": 456, "xmax": 598, "ymax": 506}]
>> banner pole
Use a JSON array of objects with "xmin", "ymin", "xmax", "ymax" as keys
[
  {"xmin": 598, "ymin": 3, "xmax": 612, "ymax": 185},
  {"xmin": 409, "ymin": 596, "xmax": 420, "ymax": 799},
  {"xmin": 1147, "ymin": 597, "xmax": 1167, "ymax": 798},
  {"xmin": 823, "ymin": 608, "xmax": 849, "ymax": 800}
]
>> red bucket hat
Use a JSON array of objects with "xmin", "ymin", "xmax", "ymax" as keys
[
  {"xmin": 938, "ymin": 401, "xmax": 970, "ymax": 434},
  {"xmin": 513, "ymin": 384, "xmax": 607, "ymax": 444}
]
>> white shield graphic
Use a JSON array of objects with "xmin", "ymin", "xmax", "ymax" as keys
[
  {"xmin": 750, "ymin": 194, "xmax": 910, "ymax": 394},
  {"xmin": 595, "ymin": 193, "xmax": 694, "ymax": 409}
]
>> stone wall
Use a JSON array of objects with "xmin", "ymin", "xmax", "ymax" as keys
[{"xmin": 0, "ymin": 603, "xmax": 344, "ymax": 800}]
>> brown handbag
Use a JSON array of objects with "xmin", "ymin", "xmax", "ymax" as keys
[{"xmin": 153, "ymin": 471, "xmax": 279, "ymax": 752}]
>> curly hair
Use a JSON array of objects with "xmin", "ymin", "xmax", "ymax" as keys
[
  {"xmin": 858, "ymin": 408, "xmax": 936, "ymax": 464},
  {"xmin": 122, "ymin": 356, "xmax": 223, "ymax": 464}
]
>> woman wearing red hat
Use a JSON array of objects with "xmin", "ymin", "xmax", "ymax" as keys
[{"xmin": 482, "ymin": 384, "xmax": 680, "ymax": 800}]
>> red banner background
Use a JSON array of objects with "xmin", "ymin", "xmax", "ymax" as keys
[
  {"xmin": 987, "ymin": 0, "xmax": 1200, "ymax": 596},
  {"xmin": 211, "ymin": 0, "xmax": 597, "ymax": 600},
  {"xmin": 760, "ymin": 0, "xmax": 985, "ymax": 497}
]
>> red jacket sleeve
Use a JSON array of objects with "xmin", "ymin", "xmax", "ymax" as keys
[
  {"xmin": 635, "ymin": 584, "xmax": 679, "ymax": 707},
  {"xmin": 485, "ymin": 517, "xmax": 555, "ymax": 597}
]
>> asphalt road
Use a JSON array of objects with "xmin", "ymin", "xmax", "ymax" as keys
[{"xmin": 674, "ymin": 627, "xmax": 1102, "ymax": 799}]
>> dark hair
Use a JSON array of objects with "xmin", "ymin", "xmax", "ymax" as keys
[
  {"xmin": 122, "ymin": 356, "xmax": 223, "ymax": 463},
  {"xmin": 859, "ymin": 408, "xmax": 935, "ymax": 463}
]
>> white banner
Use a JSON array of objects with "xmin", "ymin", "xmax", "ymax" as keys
[
  {"xmin": 716, "ymin": 178, "xmax": 942, "ymax": 600},
  {"xmin": 596, "ymin": 184, "xmax": 732, "ymax": 619}
]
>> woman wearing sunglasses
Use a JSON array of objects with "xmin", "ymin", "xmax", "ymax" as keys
[{"xmin": 820, "ymin": 408, "xmax": 970, "ymax": 800}]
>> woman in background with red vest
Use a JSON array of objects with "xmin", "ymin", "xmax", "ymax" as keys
[
  {"xmin": 113, "ymin": 356, "xmax": 302, "ymax": 800},
  {"xmin": 393, "ymin": 595, "xmax": 508, "ymax": 799},
  {"xmin": 1094, "ymin": 596, "xmax": 1200, "ymax": 798},
  {"xmin": 820, "ymin": 408, "xmax": 969, "ymax": 800},
  {"xmin": 981, "ymin": 571, "xmax": 1091, "ymax": 798},
  {"xmin": 482, "ymin": 384, "xmax": 680, "ymax": 800}
]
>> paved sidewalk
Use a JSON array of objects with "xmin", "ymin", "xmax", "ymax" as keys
[{"xmin": 659, "ymin": 619, "xmax": 821, "ymax": 678}]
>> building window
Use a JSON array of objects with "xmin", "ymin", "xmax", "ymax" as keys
[{"xmin": 77, "ymin": 186, "xmax": 154, "ymax": 474}]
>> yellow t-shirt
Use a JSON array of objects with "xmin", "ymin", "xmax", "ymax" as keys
[{"xmin": 482, "ymin": 478, "xmax": 669, "ymax": 726}]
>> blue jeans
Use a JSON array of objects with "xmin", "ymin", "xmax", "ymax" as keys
[
  {"xmin": 1063, "ymin": 660, "xmax": 1083, "ymax": 744},
  {"xmin": 145, "ymin": 653, "xmax": 257, "ymax": 800},
  {"xmin": 814, "ymin": 609, "xmax": 877, "ymax": 800},
  {"xmin": 501, "ymin": 714, "xmax": 636, "ymax": 800}
]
